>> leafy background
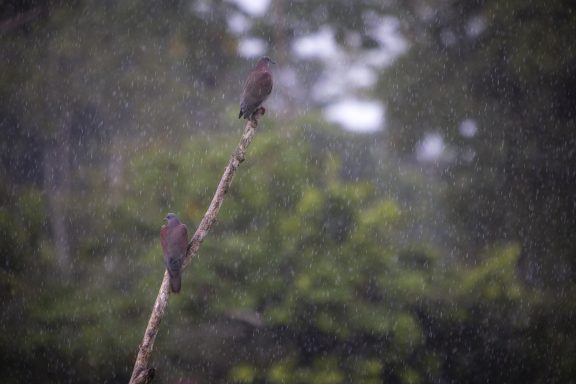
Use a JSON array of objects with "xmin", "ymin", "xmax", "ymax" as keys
[{"xmin": 1, "ymin": 0, "xmax": 575, "ymax": 383}]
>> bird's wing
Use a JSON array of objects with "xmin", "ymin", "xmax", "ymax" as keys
[
  {"xmin": 242, "ymin": 71, "xmax": 273, "ymax": 102},
  {"xmin": 260, "ymin": 72, "xmax": 273, "ymax": 96},
  {"xmin": 176, "ymin": 224, "xmax": 189, "ymax": 255}
]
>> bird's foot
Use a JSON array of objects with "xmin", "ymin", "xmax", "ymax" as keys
[
  {"xmin": 250, "ymin": 107, "xmax": 266, "ymax": 123},
  {"xmin": 250, "ymin": 107, "xmax": 266, "ymax": 119},
  {"xmin": 249, "ymin": 107, "xmax": 265, "ymax": 126}
]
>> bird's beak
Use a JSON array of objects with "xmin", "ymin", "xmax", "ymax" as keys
[{"xmin": 271, "ymin": 60, "xmax": 276, "ymax": 65}]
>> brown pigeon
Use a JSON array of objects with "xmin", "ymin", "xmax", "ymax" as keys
[
  {"xmin": 160, "ymin": 213, "xmax": 188, "ymax": 293},
  {"xmin": 239, "ymin": 56, "xmax": 274, "ymax": 119}
]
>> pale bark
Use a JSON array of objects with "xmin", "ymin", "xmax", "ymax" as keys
[{"xmin": 129, "ymin": 112, "xmax": 263, "ymax": 384}]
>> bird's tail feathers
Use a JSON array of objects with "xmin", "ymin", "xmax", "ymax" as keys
[
  {"xmin": 166, "ymin": 259, "xmax": 182, "ymax": 293},
  {"xmin": 169, "ymin": 273, "xmax": 181, "ymax": 293}
]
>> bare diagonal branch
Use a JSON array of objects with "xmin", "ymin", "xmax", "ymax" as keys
[{"xmin": 129, "ymin": 113, "xmax": 262, "ymax": 384}]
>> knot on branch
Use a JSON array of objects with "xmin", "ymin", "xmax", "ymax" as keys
[
  {"xmin": 133, "ymin": 367, "xmax": 155, "ymax": 384},
  {"xmin": 234, "ymin": 147, "xmax": 246, "ymax": 163}
]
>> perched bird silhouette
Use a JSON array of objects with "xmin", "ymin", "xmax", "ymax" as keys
[
  {"xmin": 239, "ymin": 56, "xmax": 274, "ymax": 119},
  {"xmin": 160, "ymin": 213, "xmax": 188, "ymax": 293}
]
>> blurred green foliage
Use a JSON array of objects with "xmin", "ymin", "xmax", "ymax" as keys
[
  {"xmin": 1, "ymin": 0, "xmax": 575, "ymax": 383},
  {"xmin": 380, "ymin": 0, "xmax": 576, "ymax": 286}
]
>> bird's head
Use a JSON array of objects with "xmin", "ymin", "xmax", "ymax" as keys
[
  {"xmin": 164, "ymin": 213, "xmax": 180, "ymax": 226},
  {"xmin": 257, "ymin": 56, "xmax": 275, "ymax": 68}
]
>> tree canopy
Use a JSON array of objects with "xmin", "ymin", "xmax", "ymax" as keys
[{"xmin": 1, "ymin": 1, "xmax": 575, "ymax": 383}]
